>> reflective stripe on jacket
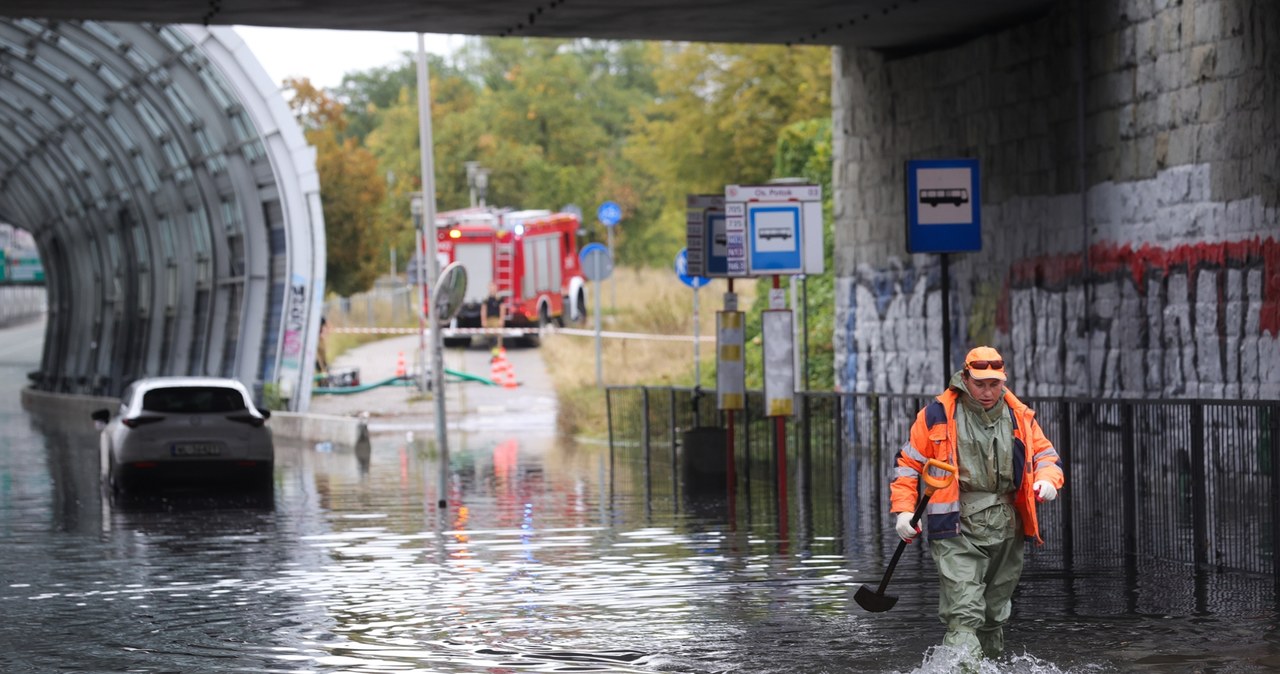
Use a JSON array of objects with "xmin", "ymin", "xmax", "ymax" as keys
[{"xmin": 890, "ymin": 388, "xmax": 1065, "ymax": 543}]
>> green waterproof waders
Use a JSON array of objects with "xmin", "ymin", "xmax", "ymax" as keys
[{"xmin": 929, "ymin": 492, "xmax": 1022, "ymax": 660}]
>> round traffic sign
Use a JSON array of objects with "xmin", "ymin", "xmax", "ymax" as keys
[
  {"xmin": 579, "ymin": 243, "xmax": 613, "ymax": 282},
  {"xmin": 675, "ymin": 248, "xmax": 710, "ymax": 289},
  {"xmin": 432, "ymin": 262, "xmax": 468, "ymax": 321},
  {"xmin": 597, "ymin": 201, "xmax": 622, "ymax": 227}
]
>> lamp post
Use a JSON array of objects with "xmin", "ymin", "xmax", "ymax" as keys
[
  {"xmin": 474, "ymin": 167, "xmax": 489, "ymax": 207},
  {"xmin": 465, "ymin": 161, "xmax": 491, "ymax": 209},
  {"xmin": 465, "ymin": 161, "xmax": 480, "ymax": 207},
  {"xmin": 409, "ymin": 193, "xmax": 429, "ymax": 394},
  {"xmin": 415, "ymin": 31, "xmax": 449, "ymax": 509}
]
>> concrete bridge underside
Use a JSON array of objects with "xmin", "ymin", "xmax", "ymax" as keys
[{"xmin": 0, "ymin": 21, "xmax": 323, "ymax": 409}]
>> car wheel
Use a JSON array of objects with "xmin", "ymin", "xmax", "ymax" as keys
[
  {"xmin": 443, "ymin": 337, "xmax": 471, "ymax": 349},
  {"xmin": 252, "ymin": 464, "xmax": 274, "ymax": 492}
]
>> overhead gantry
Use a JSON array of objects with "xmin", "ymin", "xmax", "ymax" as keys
[{"xmin": 0, "ymin": 20, "xmax": 323, "ymax": 410}]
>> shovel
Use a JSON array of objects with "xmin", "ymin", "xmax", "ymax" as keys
[{"xmin": 855, "ymin": 457, "xmax": 958, "ymax": 613}]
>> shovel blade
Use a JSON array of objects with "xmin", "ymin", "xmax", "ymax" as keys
[{"xmin": 854, "ymin": 584, "xmax": 897, "ymax": 613}]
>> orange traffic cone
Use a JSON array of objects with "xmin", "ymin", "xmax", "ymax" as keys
[
  {"xmin": 396, "ymin": 352, "xmax": 406, "ymax": 378},
  {"xmin": 490, "ymin": 347, "xmax": 518, "ymax": 388}
]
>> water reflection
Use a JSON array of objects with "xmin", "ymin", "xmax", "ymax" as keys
[{"xmin": 3, "ymin": 388, "xmax": 1280, "ymax": 673}]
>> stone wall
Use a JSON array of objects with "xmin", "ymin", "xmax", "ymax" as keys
[{"xmin": 832, "ymin": 0, "xmax": 1279, "ymax": 398}]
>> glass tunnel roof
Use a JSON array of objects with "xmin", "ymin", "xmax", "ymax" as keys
[{"xmin": 0, "ymin": 19, "xmax": 324, "ymax": 411}]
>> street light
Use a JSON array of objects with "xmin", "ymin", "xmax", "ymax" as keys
[
  {"xmin": 409, "ymin": 192, "xmax": 428, "ymax": 394},
  {"xmin": 415, "ymin": 31, "xmax": 449, "ymax": 509},
  {"xmin": 474, "ymin": 167, "xmax": 490, "ymax": 207},
  {"xmin": 465, "ymin": 161, "xmax": 480, "ymax": 207},
  {"xmin": 465, "ymin": 161, "xmax": 491, "ymax": 208}
]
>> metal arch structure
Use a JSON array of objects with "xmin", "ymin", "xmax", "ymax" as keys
[{"xmin": 0, "ymin": 19, "xmax": 324, "ymax": 411}]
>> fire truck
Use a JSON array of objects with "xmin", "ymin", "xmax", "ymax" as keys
[{"xmin": 430, "ymin": 207, "xmax": 587, "ymax": 347}]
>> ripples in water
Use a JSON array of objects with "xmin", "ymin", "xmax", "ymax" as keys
[{"xmin": 2, "ymin": 396, "xmax": 1279, "ymax": 673}]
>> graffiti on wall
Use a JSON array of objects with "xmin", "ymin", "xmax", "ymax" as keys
[{"xmin": 838, "ymin": 238, "xmax": 1280, "ymax": 399}]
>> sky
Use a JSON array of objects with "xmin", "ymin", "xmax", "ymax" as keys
[{"xmin": 234, "ymin": 26, "xmax": 465, "ymax": 90}]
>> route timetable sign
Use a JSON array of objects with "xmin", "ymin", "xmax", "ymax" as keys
[
  {"xmin": 684, "ymin": 194, "xmax": 727, "ymax": 278},
  {"xmin": 905, "ymin": 158, "xmax": 982, "ymax": 253},
  {"xmin": 724, "ymin": 184, "xmax": 824, "ymax": 276}
]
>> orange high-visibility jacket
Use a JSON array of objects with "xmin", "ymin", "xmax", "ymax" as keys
[{"xmin": 890, "ymin": 388, "xmax": 1065, "ymax": 543}]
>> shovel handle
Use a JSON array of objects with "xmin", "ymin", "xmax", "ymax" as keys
[
  {"xmin": 907, "ymin": 458, "xmax": 957, "ymax": 530},
  {"xmin": 878, "ymin": 482, "xmax": 936, "ymax": 596},
  {"xmin": 864, "ymin": 458, "xmax": 961, "ymax": 607},
  {"xmin": 920, "ymin": 458, "xmax": 958, "ymax": 495}
]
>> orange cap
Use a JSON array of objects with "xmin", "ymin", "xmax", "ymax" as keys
[{"xmin": 964, "ymin": 346, "xmax": 1007, "ymax": 381}]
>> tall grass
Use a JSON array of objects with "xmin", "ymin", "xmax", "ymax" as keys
[{"xmin": 543, "ymin": 266, "xmax": 755, "ymax": 438}]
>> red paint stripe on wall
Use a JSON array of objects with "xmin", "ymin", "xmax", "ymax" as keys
[{"xmin": 1007, "ymin": 238, "xmax": 1280, "ymax": 336}]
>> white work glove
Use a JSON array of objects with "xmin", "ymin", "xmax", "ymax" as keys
[
  {"xmin": 1033, "ymin": 480, "xmax": 1058, "ymax": 502},
  {"xmin": 894, "ymin": 512, "xmax": 920, "ymax": 543}
]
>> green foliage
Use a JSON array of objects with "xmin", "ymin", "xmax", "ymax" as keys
[
  {"xmin": 775, "ymin": 117, "xmax": 832, "ymax": 196},
  {"xmin": 314, "ymin": 131, "xmax": 392, "ymax": 296},
  {"xmin": 261, "ymin": 382, "xmax": 284, "ymax": 411},
  {"xmin": 286, "ymin": 79, "xmax": 395, "ymax": 297},
  {"xmin": 309, "ymin": 39, "xmax": 829, "ymax": 290},
  {"xmin": 621, "ymin": 43, "xmax": 831, "ymax": 265}
]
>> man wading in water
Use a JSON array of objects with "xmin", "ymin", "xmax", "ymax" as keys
[{"xmin": 889, "ymin": 346, "xmax": 1065, "ymax": 660}]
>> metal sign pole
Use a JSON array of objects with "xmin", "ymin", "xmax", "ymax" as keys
[
  {"xmin": 693, "ymin": 284, "xmax": 700, "ymax": 385},
  {"xmin": 415, "ymin": 229, "xmax": 427, "ymax": 389},
  {"xmin": 607, "ymin": 226, "xmax": 616, "ymax": 313},
  {"xmin": 416, "ymin": 33, "xmax": 448, "ymax": 510},
  {"xmin": 791, "ymin": 276, "xmax": 801, "ymax": 391},
  {"xmin": 941, "ymin": 252, "xmax": 952, "ymax": 385},
  {"xmin": 594, "ymin": 280, "xmax": 603, "ymax": 388}
]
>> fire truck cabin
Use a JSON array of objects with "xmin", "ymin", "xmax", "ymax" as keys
[{"xmin": 434, "ymin": 208, "xmax": 586, "ymax": 347}]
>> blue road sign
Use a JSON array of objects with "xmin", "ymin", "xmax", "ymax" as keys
[
  {"xmin": 597, "ymin": 201, "xmax": 622, "ymax": 227},
  {"xmin": 747, "ymin": 204, "xmax": 803, "ymax": 273},
  {"xmin": 579, "ymin": 242, "xmax": 613, "ymax": 282},
  {"xmin": 675, "ymin": 248, "xmax": 710, "ymax": 289},
  {"xmin": 906, "ymin": 158, "xmax": 981, "ymax": 253}
]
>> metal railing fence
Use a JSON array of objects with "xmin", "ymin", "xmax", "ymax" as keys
[{"xmin": 606, "ymin": 386, "xmax": 1280, "ymax": 579}]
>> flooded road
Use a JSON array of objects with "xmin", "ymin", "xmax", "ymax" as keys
[{"xmin": 3, "ymin": 323, "xmax": 1279, "ymax": 673}]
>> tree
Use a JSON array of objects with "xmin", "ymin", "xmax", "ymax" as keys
[
  {"xmin": 621, "ymin": 43, "xmax": 831, "ymax": 265},
  {"xmin": 355, "ymin": 38, "xmax": 662, "ymax": 262},
  {"xmin": 307, "ymin": 39, "xmax": 830, "ymax": 284},
  {"xmin": 286, "ymin": 78, "xmax": 393, "ymax": 296}
]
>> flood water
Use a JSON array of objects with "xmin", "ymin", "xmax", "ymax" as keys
[{"xmin": 3, "ymin": 333, "xmax": 1280, "ymax": 672}]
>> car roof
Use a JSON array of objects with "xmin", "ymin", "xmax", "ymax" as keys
[{"xmin": 129, "ymin": 377, "xmax": 251, "ymax": 394}]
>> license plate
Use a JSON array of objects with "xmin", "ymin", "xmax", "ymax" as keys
[{"xmin": 171, "ymin": 443, "xmax": 222, "ymax": 457}]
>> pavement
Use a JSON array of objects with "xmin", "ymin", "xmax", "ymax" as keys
[{"xmin": 308, "ymin": 333, "xmax": 557, "ymax": 435}]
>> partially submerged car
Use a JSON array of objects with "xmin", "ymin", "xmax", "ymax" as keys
[{"xmin": 93, "ymin": 377, "xmax": 273, "ymax": 492}]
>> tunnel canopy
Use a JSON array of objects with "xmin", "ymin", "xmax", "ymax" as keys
[{"xmin": 0, "ymin": 19, "xmax": 324, "ymax": 409}]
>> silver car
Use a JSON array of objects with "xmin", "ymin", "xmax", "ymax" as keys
[{"xmin": 92, "ymin": 377, "xmax": 274, "ymax": 492}]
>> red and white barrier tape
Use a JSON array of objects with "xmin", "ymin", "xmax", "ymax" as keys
[
  {"xmin": 544, "ymin": 327, "xmax": 715, "ymax": 342},
  {"xmin": 331, "ymin": 325, "xmax": 714, "ymax": 342}
]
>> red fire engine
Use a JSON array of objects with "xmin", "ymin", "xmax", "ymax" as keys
[{"xmin": 431, "ymin": 207, "xmax": 587, "ymax": 347}]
